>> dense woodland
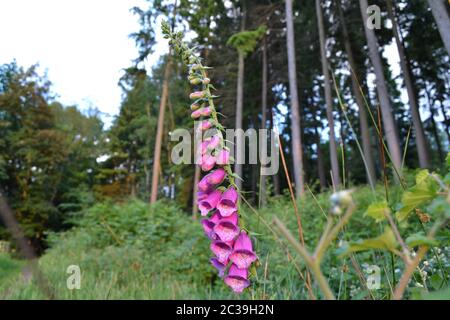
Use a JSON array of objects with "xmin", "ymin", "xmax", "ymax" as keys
[{"xmin": 0, "ymin": 0, "xmax": 449, "ymax": 300}]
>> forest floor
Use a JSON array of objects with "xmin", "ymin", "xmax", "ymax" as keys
[{"xmin": 0, "ymin": 178, "xmax": 449, "ymax": 300}]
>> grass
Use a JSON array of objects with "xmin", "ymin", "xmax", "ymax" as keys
[{"xmin": 0, "ymin": 180, "xmax": 448, "ymax": 300}]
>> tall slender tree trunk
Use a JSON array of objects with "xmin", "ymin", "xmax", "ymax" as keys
[
  {"xmin": 285, "ymin": 0, "xmax": 305, "ymax": 197},
  {"xmin": 439, "ymin": 100, "xmax": 450, "ymax": 143},
  {"xmin": 425, "ymin": 90, "xmax": 444, "ymax": 163},
  {"xmin": 150, "ymin": 58, "xmax": 172, "ymax": 203},
  {"xmin": 387, "ymin": 0, "xmax": 431, "ymax": 168},
  {"xmin": 314, "ymin": 121, "xmax": 327, "ymax": 190},
  {"xmin": 337, "ymin": 0, "xmax": 376, "ymax": 185},
  {"xmin": 427, "ymin": 0, "xmax": 450, "ymax": 55},
  {"xmin": 359, "ymin": 0, "xmax": 402, "ymax": 175},
  {"xmin": 234, "ymin": 15, "xmax": 246, "ymax": 191},
  {"xmin": 316, "ymin": 0, "xmax": 341, "ymax": 188},
  {"xmin": 270, "ymin": 107, "xmax": 281, "ymax": 196},
  {"xmin": 259, "ymin": 36, "xmax": 268, "ymax": 207}
]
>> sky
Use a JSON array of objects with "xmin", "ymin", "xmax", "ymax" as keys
[{"xmin": 0, "ymin": 0, "xmax": 169, "ymax": 127}]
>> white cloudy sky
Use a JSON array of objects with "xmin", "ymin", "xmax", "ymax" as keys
[{"xmin": 0, "ymin": 0, "xmax": 170, "ymax": 127}]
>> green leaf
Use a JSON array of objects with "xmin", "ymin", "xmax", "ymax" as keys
[
  {"xmin": 339, "ymin": 227, "xmax": 398, "ymax": 256},
  {"xmin": 415, "ymin": 169, "xmax": 430, "ymax": 185},
  {"xmin": 405, "ymin": 233, "xmax": 438, "ymax": 248},
  {"xmin": 365, "ymin": 201, "xmax": 390, "ymax": 223},
  {"xmin": 395, "ymin": 175, "xmax": 438, "ymax": 222},
  {"xmin": 430, "ymin": 274, "xmax": 445, "ymax": 291}
]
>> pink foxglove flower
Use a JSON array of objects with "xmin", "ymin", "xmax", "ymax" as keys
[
  {"xmin": 201, "ymin": 154, "xmax": 216, "ymax": 172},
  {"xmin": 210, "ymin": 240, "xmax": 234, "ymax": 264},
  {"xmin": 229, "ymin": 231, "xmax": 258, "ymax": 269},
  {"xmin": 210, "ymin": 258, "xmax": 227, "ymax": 278},
  {"xmin": 201, "ymin": 211, "xmax": 221, "ymax": 239},
  {"xmin": 217, "ymin": 187, "xmax": 238, "ymax": 217},
  {"xmin": 199, "ymin": 190, "xmax": 222, "ymax": 216},
  {"xmin": 214, "ymin": 212, "xmax": 240, "ymax": 242},
  {"xmin": 206, "ymin": 168, "xmax": 226, "ymax": 185},
  {"xmin": 207, "ymin": 135, "xmax": 221, "ymax": 151},
  {"xmin": 163, "ymin": 24, "xmax": 257, "ymax": 294},
  {"xmin": 216, "ymin": 149, "xmax": 230, "ymax": 165},
  {"xmin": 224, "ymin": 264, "xmax": 250, "ymax": 293}
]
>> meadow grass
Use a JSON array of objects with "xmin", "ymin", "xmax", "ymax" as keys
[{"xmin": 0, "ymin": 181, "xmax": 448, "ymax": 300}]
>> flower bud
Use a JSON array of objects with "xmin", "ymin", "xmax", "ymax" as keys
[
  {"xmin": 190, "ymin": 77, "xmax": 202, "ymax": 85},
  {"xmin": 202, "ymin": 78, "xmax": 211, "ymax": 85},
  {"xmin": 190, "ymin": 102, "xmax": 201, "ymax": 111},
  {"xmin": 201, "ymin": 107, "xmax": 212, "ymax": 117},
  {"xmin": 189, "ymin": 91, "xmax": 205, "ymax": 100},
  {"xmin": 191, "ymin": 109, "xmax": 202, "ymax": 119}
]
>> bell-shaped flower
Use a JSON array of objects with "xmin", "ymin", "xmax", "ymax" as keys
[
  {"xmin": 213, "ymin": 212, "xmax": 239, "ymax": 242},
  {"xmin": 198, "ymin": 175, "xmax": 213, "ymax": 192},
  {"xmin": 201, "ymin": 154, "xmax": 216, "ymax": 172},
  {"xmin": 229, "ymin": 231, "xmax": 257, "ymax": 269},
  {"xmin": 199, "ymin": 190, "xmax": 222, "ymax": 216},
  {"xmin": 207, "ymin": 135, "xmax": 221, "ymax": 151},
  {"xmin": 210, "ymin": 240, "xmax": 233, "ymax": 264},
  {"xmin": 210, "ymin": 257, "xmax": 227, "ymax": 278},
  {"xmin": 216, "ymin": 149, "xmax": 230, "ymax": 165},
  {"xmin": 206, "ymin": 168, "xmax": 226, "ymax": 185},
  {"xmin": 217, "ymin": 187, "xmax": 238, "ymax": 217},
  {"xmin": 201, "ymin": 211, "xmax": 221, "ymax": 239},
  {"xmin": 224, "ymin": 264, "xmax": 250, "ymax": 293}
]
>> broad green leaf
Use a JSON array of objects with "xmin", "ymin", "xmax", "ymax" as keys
[
  {"xmin": 396, "ymin": 179, "xmax": 438, "ymax": 221},
  {"xmin": 405, "ymin": 233, "xmax": 438, "ymax": 248},
  {"xmin": 339, "ymin": 227, "xmax": 398, "ymax": 256},
  {"xmin": 415, "ymin": 169, "xmax": 430, "ymax": 185},
  {"xmin": 365, "ymin": 201, "xmax": 390, "ymax": 223}
]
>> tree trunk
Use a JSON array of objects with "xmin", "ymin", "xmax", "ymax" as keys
[
  {"xmin": 425, "ymin": 90, "xmax": 444, "ymax": 163},
  {"xmin": 285, "ymin": 0, "xmax": 305, "ymax": 197},
  {"xmin": 337, "ymin": 0, "xmax": 376, "ymax": 185},
  {"xmin": 387, "ymin": 0, "xmax": 431, "ymax": 168},
  {"xmin": 427, "ymin": 0, "xmax": 450, "ymax": 56},
  {"xmin": 316, "ymin": 0, "xmax": 341, "ymax": 189},
  {"xmin": 359, "ymin": 0, "xmax": 402, "ymax": 175},
  {"xmin": 150, "ymin": 58, "xmax": 172, "ymax": 203},
  {"xmin": 259, "ymin": 36, "xmax": 268, "ymax": 207},
  {"xmin": 234, "ymin": 14, "xmax": 246, "ymax": 191},
  {"xmin": 314, "ymin": 123, "xmax": 327, "ymax": 190}
]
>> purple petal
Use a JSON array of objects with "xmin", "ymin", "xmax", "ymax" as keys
[
  {"xmin": 210, "ymin": 258, "xmax": 227, "ymax": 278},
  {"xmin": 233, "ymin": 231, "xmax": 253, "ymax": 251},
  {"xmin": 224, "ymin": 264, "xmax": 250, "ymax": 293},
  {"xmin": 216, "ymin": 149, "xmax": 230, "ymax": 165},
  {"xmin": 210, "ymin": 241, "xmax": 233, "ymax": 264},
  {"xmin": 206, "ymin": 168, "xmax": 226, "ymax": 185},
  {"xmin": 201, "ymin": 154, "xmax": 216, "ymax": 172},
  {"xmin": 217, "ymin": 187, "xmax": 238, "ymax": 217},
  {"xmin": 199, "ymin": 190, "xmax": 222, "ymax": 216},
  {"xmin": 198, "ymin": 175, "xmax": 213, "ymax": 192},
  {"xmin": 229, "ymin": 250, "xmax": 257, "ymax": 269},
  {"xmin": 214, "ymin": 220, "xmax": 239, "ymax": 242}
]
